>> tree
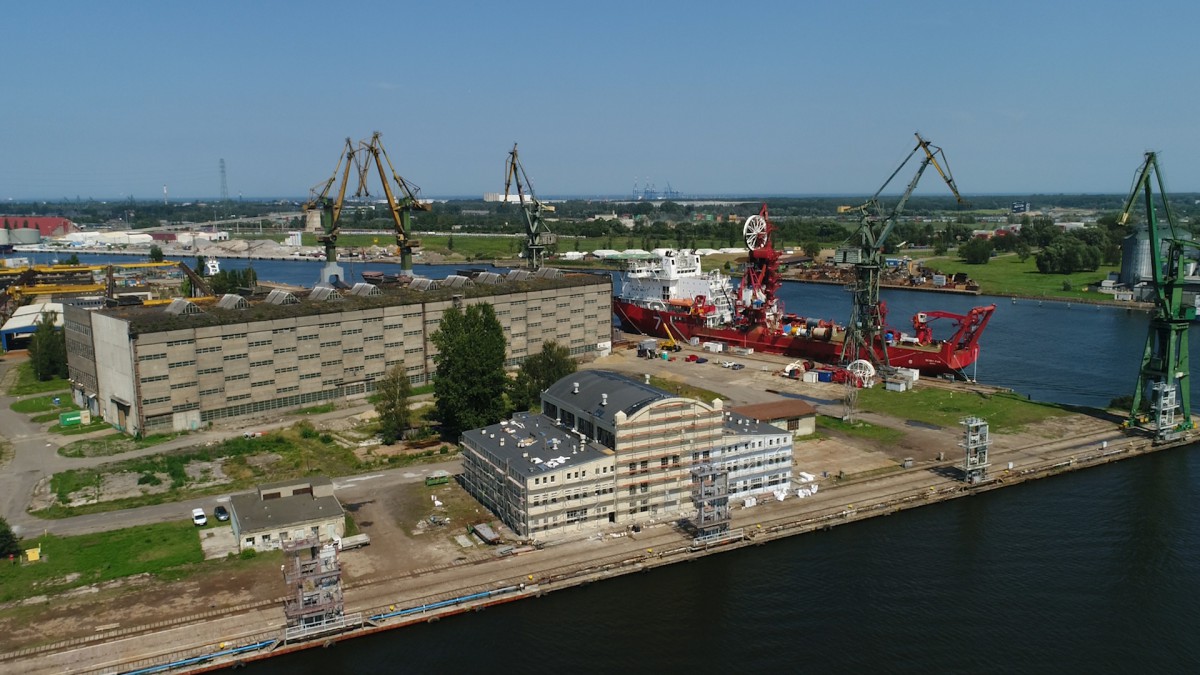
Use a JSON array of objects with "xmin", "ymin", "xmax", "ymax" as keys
[
  {"xmin": 431, "ymin": 303, "xmax": 508, "ymax": 440},
  {"xmin": 373, "ymin": 364, "xmax": 413, "ymax": 444},
  {"xmin": 28, "ymin": 311, "xmax": 67, "ymax": 380},
  {"xmin": 62, "ymin": 252, "xmax": 81, "ymax": 265},
  {"xmin": 149, "ymin": 244, "xmax": 164, "ymax": 262},
  {"xmin": 0, "ymin": 517, "xmax": 19, "ymax": 558},
  {"xmin": 509, "ymin": 341, "xmax": 577, "ymax": 411},
  {"xmin": 959, "ymin": 237, "xmax": 994, "ymax": 264}
]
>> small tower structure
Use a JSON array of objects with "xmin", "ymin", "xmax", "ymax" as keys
[{"xmin": 959, "ymin": 416, "xmax": 990, "ymax": 484}]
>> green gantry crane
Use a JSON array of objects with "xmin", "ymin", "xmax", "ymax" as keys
[
  {"xmin": 1118, "ymin": 152, "xmax": 1194, "ymax": 441},
  {"xmin": 841, "ymin": 132, "xmax": 967, "ymax": 367}
]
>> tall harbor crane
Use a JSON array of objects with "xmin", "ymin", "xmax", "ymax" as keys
[
  {"xmin": 305, "ymin": 137, "xmax": 358, "ymax": 286},
  {"xmin": 304, "ymin": 133, "xmax": 429, "ymax": 284},
  {"xmin": 1118, "ymin": 152, "xmax": 1194, "ymax": 441},
  {"xmin": 504, "ymin": 143, "xmax": 557, "ymax": 270},
  {"xmin": 357, "ymin": 131, "xmax": 430, "ymax": 272},
  {"xmin": 841, "ymin": 132, "xmax": 966, "ymax": 368}
]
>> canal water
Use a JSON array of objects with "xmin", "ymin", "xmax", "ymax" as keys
[{"xmin": 53, "ymin": 252, "xmax": 1200, "ymax": 672}]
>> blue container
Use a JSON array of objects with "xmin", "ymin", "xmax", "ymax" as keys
[{"xmin": 817, "ymin": 371, "xmax": 833, "ymax": 382}]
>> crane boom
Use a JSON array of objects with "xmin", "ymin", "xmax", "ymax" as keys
[
  {"xmin": 841, "ymin": 133, "xmax": 966, "ymax": 369},
  {"xmin": 304, "ymin": 133, "xmax": 429, "ymax": 283},
  {"xmin": 357, "ymin": 132, "xmax": 430, "ymax": 272},
  {"xmin": 1118, "ymin": 152, "xmax": 1194, "ymax": 440},
  {"xmin": 504, "ymin": 143, "xmax": 557, "ymax": 270}
]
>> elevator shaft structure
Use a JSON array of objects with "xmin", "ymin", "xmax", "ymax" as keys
[{"xmin": 1117, "ymin": 152, "xmax": 1194, "ymax": 441}]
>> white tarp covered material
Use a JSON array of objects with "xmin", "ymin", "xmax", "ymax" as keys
[
  {"xmin": 742, "ymin": 497, "xmax": 757, "ymax": 509},
  {"xmin": 773, "ymin": 489, "xmax": 788, "ymax": 502},
  {"xmin": 591, "ymin": 249, "xmax": 620, "ymax": 259},
  {"xmin": 797, "ymin": 472, "xmax": 816, "ymax": 483}
]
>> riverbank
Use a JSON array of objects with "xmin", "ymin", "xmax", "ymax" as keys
[{"xmin": 4, "ymin": 404, "xmax": 1193, "ymax": 674}]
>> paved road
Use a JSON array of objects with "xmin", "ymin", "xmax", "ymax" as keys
[{"xmin": 0, "ymin": 356, "xmax": 459, "ymax": 538}]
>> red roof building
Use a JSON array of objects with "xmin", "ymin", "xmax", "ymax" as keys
[{"xmin": 0, "ymin": 216, "xmax": 76, "ymax": 237}]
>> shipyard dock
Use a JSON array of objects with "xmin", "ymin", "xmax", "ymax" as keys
[{"xmin": 1, "ymin": 345, "xmax": 1195, "ymax": 675}]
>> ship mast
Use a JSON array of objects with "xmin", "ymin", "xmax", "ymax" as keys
[{"xmin": 737, "ymin": 204, "xmax": 783, "ymax": 329}]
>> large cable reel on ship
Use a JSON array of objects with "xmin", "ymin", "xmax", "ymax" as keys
[{"xmin": 743, "ymin": 214, "xmax": 769, "ymax": 250}]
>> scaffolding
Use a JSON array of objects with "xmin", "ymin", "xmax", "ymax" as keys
[
  {"xmin": 691, "ymin": 462, "xmax": 731, "ymax": 540},
  {"xmin": 959, "ymin": 416, "xmax": 990, "ymax": 484},
  {"xmin": 282, "ymin": 535, "xmax": 344, "ymax": 630},
  {"xmin": 1152, "ymin": 382, "xmax": 1184, "ymax": 442}
]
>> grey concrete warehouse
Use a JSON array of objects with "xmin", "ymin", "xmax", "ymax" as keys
[{"xmin": 63, "ymin": 272, "xmax": 612, "ymax": 436}]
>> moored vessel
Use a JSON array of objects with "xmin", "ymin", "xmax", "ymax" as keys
[{"xmin": 612, "ymin": 206, "xmax": 995, "ymax": 376}]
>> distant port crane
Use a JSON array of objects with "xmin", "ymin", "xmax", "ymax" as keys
[
  {"xmin": 304, "ymin": 132, "xmax": 428, "ymax": 282},
  {"xmin": 1118, "ymin": 152, "xmax": 1194, "ymax": 441}
]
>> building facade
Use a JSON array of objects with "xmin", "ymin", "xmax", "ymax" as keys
[
  {"xmin": 229, "ymin": 477, "xmax": 344, "ymax": 552},
  {"xmin": 460, "ymin": 370, "xmax": 793, "ymax": 540},
  {"xmin": 64, "ymin": 274, "xmax": 612, "ymax": 436}
]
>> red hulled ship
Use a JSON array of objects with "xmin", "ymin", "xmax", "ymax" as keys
[{"xmin": 612, "ymin": 206, "xmax": 995, "ymax": 376}]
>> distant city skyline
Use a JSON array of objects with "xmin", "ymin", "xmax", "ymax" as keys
[{"xmin": 3, "ymin": 1, "xmax": 1199, "ymax": 200}]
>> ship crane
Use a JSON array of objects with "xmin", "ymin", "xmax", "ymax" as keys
[
  {"xmin": 841, "ymin": 132, "xmax": 967, "ymax": 369},
  {"xmin": 304, "ymin": 133, "xmax": 429, "ymax": 285},
  {"xmin": 504, "ymin": 143, "xmax": 557, "ymax": 270},
  {"xmin": 1117, "ymin": 152, "xmax": 1194, "ymax": 441}
]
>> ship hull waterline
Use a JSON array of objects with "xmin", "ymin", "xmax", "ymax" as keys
[{"xmin": 614, "ymin": 300, "xmax": 979, "ymax": 376}]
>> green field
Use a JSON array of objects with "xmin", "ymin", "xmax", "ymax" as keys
[
  {"xmin": 816, "ymin": 415, "xmax": 906, "ymax": 443},
  {"xmin": 928, "ymin": 253, "xmax": 1121, "ymax": 301},
  {"xmin": 857, "ymin": 387, "xmax": 1069, "ymax": 433},
  {"xmin": 10, "ymin": 393, "xmax": 75, "ymax": 414},
  {"xmin": 59, "ymin": 431, "xmax": 185, "ymax": 458},
  {"xmin": 0, "ymin": 522, "xmax": 204, "ymax": 603},
  {"xmin": 6, "ymin": 362, "xmax": 71, "ymax": 396}
]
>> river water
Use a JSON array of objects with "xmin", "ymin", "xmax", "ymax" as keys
[{"xmin": 53, "ymin": 252, "xmax": 1200, "ymax": 672}]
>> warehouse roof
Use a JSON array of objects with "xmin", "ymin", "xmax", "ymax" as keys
[
  {"xmin": 229, "ymin": 488, "xmax": 343, "ymax": 534},
  {"xmin": 462, "ymin": 412, "xmax": 613, "ymax": 480},
  {"xmin": 730, "ymin": 399, "xmax": 817, "ymax": 421},
  {"xmin": 543, "ymin": 370, "xmax": 674, "ymax": 421},
  {"xmin": 96, "ymin": 272, "xmax": 608, "ymax": 334}
]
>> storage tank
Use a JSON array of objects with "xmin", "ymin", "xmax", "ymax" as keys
[{"xmin": 10, "ymin": 228, "xmax": 40, "ymax": 245}]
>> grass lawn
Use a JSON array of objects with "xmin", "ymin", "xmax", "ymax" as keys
[
  {"xmin": 10, "ymin": 393, "xmax": 76, "ymax": 414},
  {"xmin": 926, "ymin": 253, "xmax": 1121, "ymax": 301},
  {"xmin": 6, "ymin": 362, "xmax": 71, "ymax": 396},
  {"xmin": 857, "ymin": 386, "xmax": 1068, "ymax": 433},
  {"xmin": 648, "ymin": 375, "xmax": 724, "ymax": 403},
  {"xmin": 38, "ymin": 424, "xmax": 453, "ymax": 518},
  {"xmin": 816, "ymin": 415, "xmax": 906, "ymax": 443},
  {"xmin": 0, "ymin": 522, "xmax": 204, "ymax": 603},
  {"xmin": 58, "ymin": 432, "xmax": 185, "ymax": 458}
]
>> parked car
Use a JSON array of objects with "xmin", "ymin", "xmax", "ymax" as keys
[
  {"xmin": 685, "ymin": 354, "xmax": 699, "ymax": 362},
  {"xmin": 191, "ymin": 508, "xmax": 208, "ymax": 527},
  {"xmin": 214, "ymin": 505, "xmax": 229, "ymax": 522},
  {"xmin": 731, "ymin": 363, "xmax": 745, "ymax": 370}
]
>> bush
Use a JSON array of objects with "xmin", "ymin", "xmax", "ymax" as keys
[
  {"xmin": 239, "ymin": 548, "xmax": 257, "ymax": 560},
  {"xmin": 137, "ymin": 473, "xmax": 161, "ymax": 486},
  {"xmin": 299, "ymin": 424, "xmax": 319, "ymax": 440},
  {"xmin": 319, "ymin": 433, "xmax": 334, "ymax": 444}
]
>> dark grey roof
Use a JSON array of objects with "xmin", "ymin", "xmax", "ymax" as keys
[
  {"xmin": 258, "ymin": 476, "xmax": 332, "ymax": 492},
  {"xmin": 230, "ymin": 488, "xmax": 343, "ymax": 534},
  {"xmin": 463, "ymin": 412, "xmax": 612, "ymax": 480},
  {"xmin": 543, "ymin": 370, "xmax": 671, "ymax": 422}
]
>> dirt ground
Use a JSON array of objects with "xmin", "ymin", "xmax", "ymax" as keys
[{"xmin": 0, "ymin": 342, "xmax": 1117, "ymax": 654}]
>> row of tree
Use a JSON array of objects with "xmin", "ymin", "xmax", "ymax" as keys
[
  {"xmin": 957, "ymin": 214, "xmax": 1129, "ymax": 273},
  {"xmin": 372, "ymin": 302, "xmax": 578, "ymax": 444}
]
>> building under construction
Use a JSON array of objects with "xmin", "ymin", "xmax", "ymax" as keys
[
  {"xmin": 64, "ymin": 270, "xmax": 612, "ymax": 436},
  {"xmin": 459, "ymin": 370, "xmax": 793, "ymax": 540}
]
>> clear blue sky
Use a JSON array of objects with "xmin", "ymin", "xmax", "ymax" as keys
[{"xmin": 3, "ymin": 1, "xmax": 1198, "ymax": 200}]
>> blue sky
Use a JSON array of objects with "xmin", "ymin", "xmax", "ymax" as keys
[{"xmin": 2, "ymin": 1, "xmax": 1198, "ymax": 200}]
